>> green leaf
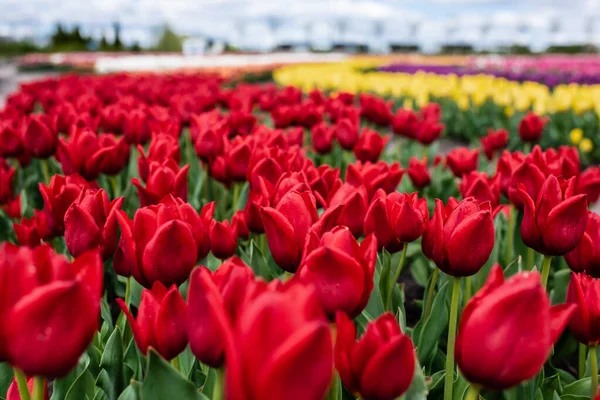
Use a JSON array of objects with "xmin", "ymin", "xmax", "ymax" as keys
[
  {"xmin": 99, "ymin": 327, "xmax": 125, "ymax": 400},
  {"xmin": 416, "ymin": 281, "xmax": 449, "ymax": 365},
  {"xmin": 378, "ymin": 250, "xmax": 392, "ymax": 309},
  {"xmin": 402, "ymin": 360, "xmax": 427, "ymax": 400},
  {"xmin": 551, "ymin": 269, "xmax": 571, "ymax": 305},
  {"xmin": 249, "ymin": 241, "xmax": 273, "ymax": 280},
  {"xmin": 562, "ymin": 378, "xmax": 591, "ymax": 397},
  {"xmin": 52, "ymin": 353, "xmax": 91, "ymax": 400},
  {"xmin": 0, "ymin": 363, "xmax": 14, "ymax": 398},
  {"xmin": 235, "ymin": 182, "xmax": 249, "ymax": 211},
  {"xmin": 117, "ymin": 382, "xmax": 141, "ymax": 400},
  {"xmin": 141, "ymin": 350, "xmax": 204, "ymax": 400}
]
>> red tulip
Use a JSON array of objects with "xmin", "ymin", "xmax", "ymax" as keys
[
  {"xmin": 296, "ymin": 226, "xmax": 376, "ymax": 318},
  {"xmin": 210, "ymin": 219, "xmax": 239, "ymax": 260},
  {"xmin": 23, "ymin": 114, "xmax": 56, "ymax": 158},
  {"xmin": 359, "ymin": 94, "xmax": 392, "ymax": 126},
  {"xmin": 415, "ymin": 119, "xmax": 444, "ymax": 145},
  {"xmin": 335, "ymin": 312, "xmax": 415, "ymax": 400},
  {"xmin": 311, "ymin": 122, "xmax": 335, "ymax": 154},
  {"xmin": 506, "ymin": 154, "xmax": 546, "ymax": 210},
  {"xmin": 456, "ymin": 265, "xmax": 575, "ymax": 390},
  {"xmin": 481, "ymin": 128, "xmax": 508, "ymax": 160},
  {"xmin": 232, "ymin": 210, "xmax": 250, "ymax": 239},
  {"xmin": 353, "ymin": 128, "xmax": 389, "ymax": 163},
  {"xmin": 392, "ymin": 108, "xmax": 420, "ymax": 139},
  {"xmin": 0, "ymin": 118, "xmax": 25, "ymax": 158},
  {"xmin": 194, "ymin": 119, "xmax": 227, "ymax": 161},
  {"xmin": 39, "ymin": 174, "xmax": 92, "ymax": 236},
  {"xmin": 364, "ymin": 191, "xmax": 429, "ymax": 253},
  {"xmin": 114, "ymin": 196, "xmax": 213, "ymax": 287},
  {"xmin": 446, "ymin": 147, "xmax": 479, "ymax": 178},
  {"xmin": 187, "ymin": 258, "xmax": 254, "ymax": 367},
  {"xmin": 420, "ymin": 103, "xmax": 442, "ymax": 122},
  {"xmin": 137, "ymin": 134, "xmax": 181, "ymax": 181},
  {"xmin": 123, "ymin": 108, "xmax": 150, "ymax": 144},
  {"xmin": 566, "ymin": 212, "xmax": 600, "ymax": 276},
  {"xmin": 335, "ymin": 117, "xmax": 359, "ymax": 150},
  {"xmin": 132, "ymin": 160, "xmax": 189, "ymax": 207},
  {"xmin": 225, "ymin": 282, "xmax": 333, "ymax": 400},
  {"xmin": 0, "ymin": 159, "xmax": 16, "ymax": 205},
  {"xmin": 577, "ymin": 166, "xmax": 600, "ymax": 204},
  {"xmin": 328, "ymin": 183, "xmax": 369, "ymax": 237},
  {"xmin": 13, "ymin": 210, "xmax": 51, "ymax": 246},
  {"xmin": 407, "ymin": 157, "xmax": 431, "ymax": 188},
  {"xmin": 64, "ymin": 189, "xmax": 123, "ymax": 259},
  {"xmin": 496, "ymin": 150, "xmax": 525, "ymax": 195},
  {"xmin": 345, "ymin": 161, "xmax": 403, "ymax": 199},
  {"xmin": 566, "ymin": 272, "xmax": 600, "ymax": 346},
  {"xmin": 459, "ymin": 171, "xmax": 500, "ymax": 208},
  {"xmin": 0, "ymin": 244, "xmax": 102, "ymax": 377},
  {"xmin": 422, "ymin": 197, "xmax": 494, "ymax": 277},
  {"xmin": 260, "ymin": 190, "xmax": 319, "ymax": 272},
  {"xmin": 518, "ymin": 175, "xmax": 588, "ymax": 256},
  {"xmin": 518, "ymin": 112, "xmax": 548, "ymax": 143},
  {"xmin": 118, "ymin": 281, "xmax": 187, "ymax": 360},
  {"xmin": 57, "ymin": 128, "xmax": 130, "ymax": 180}
]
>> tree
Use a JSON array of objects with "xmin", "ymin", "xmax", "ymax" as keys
[
  {"xmin": 154, "ymin": 24, "xmax": 182, "ymax": 52},
  {"xmin": 113, "ymin": 22, "xmax": 123, "ymax": 50}
]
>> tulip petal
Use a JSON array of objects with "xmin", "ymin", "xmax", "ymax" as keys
[
  {"xmin": 260, "ymin": 207, "xmax": 300, "ymax": 272},
  {"xmin": 360, "ymin": 335, "xmax": 415, "ymax": 400},
  {"xmin": 64, "ymin": 204, "xmax": 101, "ymax": 258},
  {"xmin": 6, "ymin": 281, "xmax": 97, "ymax": 378},
  {"xmin": 154, "ymin": 287, "xmax": 187, "ymax": 360},
  {"xmin": 550, "ymin": 303, "xmax": 577, "ymax": 344},
  {"xmin": 446, "ymin": 210, "xmax": 494, "ymax": 277},
  {"xmin": 334, "ymin": 312, "xmax": 359, "ymax": 392},
  {"xmin": 257, "ymin": 322, "xmax": 332, "ymax": 400},
  {"xmin": 542, "ymin": 194, "xmax": 589, "ymax": 255},
  {"xmin": 142, "ymin": 220, "xmax": 197, "ymax": 286},
  {"xmin": 535, "ymin": 175, "xmax": 563, "ymax": 230}
]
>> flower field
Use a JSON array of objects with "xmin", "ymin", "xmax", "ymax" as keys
[{"xmin": 0, "ymin": 57, "xmax": 600, "ymax": 400}]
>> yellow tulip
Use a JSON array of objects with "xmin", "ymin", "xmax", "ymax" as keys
[
  {"xmin": 570, "ymin": 128, "xmax": 583, "ymax": 145},
  {"xmin": 580, "ymin": 138, "xmax": 593, "ymax": 153}
]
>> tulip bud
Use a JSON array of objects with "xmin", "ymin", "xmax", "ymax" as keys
[
  {"xmin": 566, "ymin": 212, "xmax": 600, "ymax": 276},
  {"xmin": 518, "ymin": 112, "xmax": 548, "ymax": 143},
  {"xmin": 225, "ymin": 283, "xmax": 333, "ymax": 400},
  {"xmin": 456, "ymin": 265, "xmax": 575, "ymax": 390},
  {"xmin": 132, "ymin": 160, "xmax": 189, "ymax": 207},
  {"xmin": 114, "ymin": 197, "xmax": 213, "ymax": 287},
  {"xmin": 296, "ymin": 227, "xmax": 376, "ymax": 318},
  {"xmin": 335, "ymin": 312, "xmax": 415, "ymax": 400},
  {"xmin": 23, "ymin": 114, "xmax": 56, "ymax": 158},
  {"xmin": 260, "ymin": 190, "xmax": 319, "ymax": 272},
  {"xmin": 422, "ymin": 197, "xmax": 494, "ymax": 277},
  {"xmin": 407, "ymin": 157, "xmax": 431, "ymax": 188},
  {"xmin": 118, "ymin": 282, "xmax": 187, "ymax": 360},
  {"xmin": 566, "ymin": 272, "xmax": 600, "ymax": 346},
  {"xmin": 481, "ymin": 128, "xmax": 508, "ymax": 160},
  {"xmin": 446, "ymin": 147, "xmax": 479, "ymax": 178},
  {"xmin": 209, "ymin": 219, "xmax": 238, "ymax": 260},
  {"xmin": 364, "ymin": 191, "xmax": 429, "ymax": 253},
  {"xmin": 518, "ymin": 175, "xmax": 588, "ymax": 256},
  {"xmin": 346, "ymin": 161, "xmax": 403, "ymax": 199},
  {"xmin": 187, "ymin": 259, "xmax": 254, "ymax": 367},
  {"xmin": 311, "ymin": 122, "xmax": 335, "ymax": 154},
  {"xmin": 335, "ymin": 117, "xmax": 359, "ymax": 150},
  {"xmin": 353, "ymin": 128, "xmax": 389, "ymax": 163},
  {"xmin": 415, "ymin": 119, "xmax": 443, "ymax": 145}
]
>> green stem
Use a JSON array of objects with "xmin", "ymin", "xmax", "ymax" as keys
[
  {"xmin": 423, "ymin": 267, "xmax": 440, "ymax": 320},
  {"xmin": 124, "ymin": 276, "xmax": 131, "ymax": 307},
  {"xmin": 541, "ymin": 255, "xmax": 552, "ymax": 289},
  {"xmin": 32, "ymin": 377, "xmax": 45, "ymax": 400},
  {"xmin": 232, "ymin": 183, "xmax": 241, "ymax": 211},
  {"xmin": 386, "ymin": 245, "xmax": 408, "ymax": 311},
  {"xmin": 464, "ymin": 276, "xmax": 472, "ymax": 306},
  {"xmin": 13, "ymin": 368, "xmax": 30, "ymax": 400},
  {"xmin": 212, "ymin": 367, "xmax": 224, "ymax": 400},
  {"xmin": 40, "ymin": 159, "xmax": 50, "ymax": 184},
  {"xmin": 422, "ymin": 145, "xmax": 429, "ymax": 160},
  {"xmin": 465, "ymin": 385, "xmax": 480, "ymax": 400},
  {"xmin": 109, "ymin": 175, "xmax": 120, "ymax": 198},
  {"xmin": 444, "ymin": 277, "xmax": 462, "ymax": 400},
  {"xmin": 591, "ymin": 346, "xmax": 598, "ymax": 399},
  {"xmin": 527, "ymin": 248, "xmax": 535, "ymax": 271},
  {"xmin": 580, "ymin": 343, "xmax": 587, "ymax": 379},
  {"xmin": 327, "ymin": 373, "xmax": 340, "ymax": 400},
  {"xmin": 259, "ymin": 234, "xmax": 267, "ymax": 255},
  {"xmin": 506, "ymin": 205, "xmax": 516, "ymax": 264}
]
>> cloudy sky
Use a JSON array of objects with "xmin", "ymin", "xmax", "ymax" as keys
[{"xmin": 0, "ymin": 0, "xmax": 598, "ymax": 51}]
